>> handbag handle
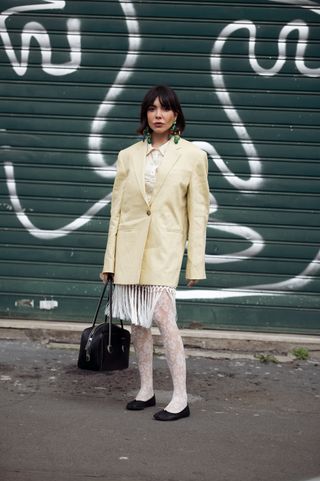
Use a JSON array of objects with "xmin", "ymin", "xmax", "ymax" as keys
[
  {"xmin": 84, "ymin": 277, "xmax": 117, "ymax": 363},
  {"xmin": 92, "ymin": 277, "xmax": 111, "ymax": 328},
  {"xmin": 91, "ymin": 277, "xmax": 124, "ymax": 330}
]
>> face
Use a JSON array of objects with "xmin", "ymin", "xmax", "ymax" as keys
[{"xmin": 146, "ymin": 97, "xmax": 177, "ymax": 135}]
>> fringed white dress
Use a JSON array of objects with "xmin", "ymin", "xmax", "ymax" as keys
[{"xmin": 106, "ymin": 140, "xmax": 176, "ymax": 329}]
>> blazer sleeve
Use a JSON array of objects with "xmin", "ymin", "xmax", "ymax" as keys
[
  {"xmin": 102, "ymin": 151, "xmax": 127, "ymax": 273},
  {"xmin": 186, "ymin": 150, "xmax": 210, "ymax": 280}
]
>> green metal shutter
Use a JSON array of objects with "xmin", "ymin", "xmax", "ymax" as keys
[{"xmin": 0, "ymin": 0, "xmax": 319, "ymax": 333}]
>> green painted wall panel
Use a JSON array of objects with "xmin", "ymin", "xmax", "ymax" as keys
[
  {"xmin": 2, "ymin": 105, "xmax": 320, "ymax": 131},
  {"xmin": 3, "ymin": 116, "xmax": 320, "ymax": 145},
  {"xmin": 0, "ymin": 0, "xmax": 319, "ymax": 333},
  {"xmin": 1, "ymin": 242, "xmax": 318, "ymax": 266}
]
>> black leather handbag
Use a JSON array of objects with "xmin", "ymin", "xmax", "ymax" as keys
[{"xmin": 77, "ymin": 278, "xmax": 131, "ymax": 371}]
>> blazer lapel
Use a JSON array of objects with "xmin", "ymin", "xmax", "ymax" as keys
[
  {"xmin": 132, "ymin": 141, "xmax": 149, "ymax": 205},
  {"xmin": 150, "ymin": 140, "xmax": 182, "ymax": 203}
]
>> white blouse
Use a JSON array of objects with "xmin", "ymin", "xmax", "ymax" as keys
[{"xmin": 144, "ymin": 140, "xmax": 171, "ymax": 202}]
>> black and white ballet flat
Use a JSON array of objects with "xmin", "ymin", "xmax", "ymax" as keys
[
  {"xmin": 126, "ymin": 394, "xmax": 156, "ymax": 411},
  {"xmin": 153, "ymin": 405, "xmax": 190, "ymax": 421}
]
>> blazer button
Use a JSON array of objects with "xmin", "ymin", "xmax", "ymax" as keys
[{"xmin": 146, "ymin": 209, "xmax": 151, "ymax": 216}]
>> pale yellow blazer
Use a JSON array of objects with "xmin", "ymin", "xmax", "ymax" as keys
[{"xmin": 102, "ymin": 138, "xmax": 210, "ymax": 287}]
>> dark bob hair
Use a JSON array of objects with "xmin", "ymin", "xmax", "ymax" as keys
[{"xmin": 138, "ymin": 85, "xmax": 186, "ymax": 135}]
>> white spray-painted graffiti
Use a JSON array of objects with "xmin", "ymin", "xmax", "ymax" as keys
[
  {"xmin": 88, "ymin": 1, "xmax": 141, "ymax": 177},
  {"xmin": 3, "ymin": 0, "xmax": 139, "ymax": 239},
  {"xmin": 2, "ymin": 0, "xmax": 320, "ymax": 300},
  {"xmin": 190, "ymin": 6, "xmax": 320, "ymax": 299},
  {"xmin": 193, "ymin": 7, "xmax": 320, "ymax": 298},
  {"xmin": 0, "ymin": 1, "xmax": 81, "ymax": 76}
]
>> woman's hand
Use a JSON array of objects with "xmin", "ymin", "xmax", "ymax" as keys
[
  {"xmin": 187, "ymin": 279, "xmax": 198, "ymax": 288},
  {"xmin": 99, "ymin": 272, "xmax": 113, "ymax": 283}
]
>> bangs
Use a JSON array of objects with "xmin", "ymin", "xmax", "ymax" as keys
[{"xmin": 145, "ymin": 89, "xmax": 175, "ymax": 111}]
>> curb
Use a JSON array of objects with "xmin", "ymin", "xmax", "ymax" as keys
[{"xmin": 0, "ymin": 319, "xmax": 319, "ymax": 361}]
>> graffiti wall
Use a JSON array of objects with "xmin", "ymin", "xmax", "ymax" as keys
[{"xmin": 1, "ymin": 0, "xmax": 319, "ymax": 332}]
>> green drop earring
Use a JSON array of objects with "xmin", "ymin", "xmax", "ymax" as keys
[
  {"xmin": 168, "ymin": 120, "xmax": 180, "ymax": 144},
  {"xmin": 143, "ymin": 127, "xmax": 152, "ymax": 144}
]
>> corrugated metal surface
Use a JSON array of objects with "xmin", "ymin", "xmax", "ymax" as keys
[{"xmin": 0, "ymin": 0, "xmax": 319, "ymax": 333}]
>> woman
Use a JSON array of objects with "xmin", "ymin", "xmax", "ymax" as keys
[{"xmin": 100, "ymin": 85, "xmax": 209, "ymax": 421}]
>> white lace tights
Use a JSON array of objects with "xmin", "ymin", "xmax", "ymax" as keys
[{"xmin": 131, "ymin": 291, "xmax": 187, "ymax": 413}]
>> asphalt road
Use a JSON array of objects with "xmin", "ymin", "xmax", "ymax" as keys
[{"xmin": 0, "ymin": 339, "xmax": 319, "ymax": 481}]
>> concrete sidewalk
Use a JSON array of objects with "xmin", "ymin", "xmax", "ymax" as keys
[
  {"xmin": 0, "ymin": 318, "xmax": 320, "ymax": 362},
  {"xmin": 0, "ymin": 338, "xmax": 320, "ymax": 481}
]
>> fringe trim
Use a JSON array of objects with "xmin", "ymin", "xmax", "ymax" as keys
[{"xmin": 105, "ymin": 284, "xmax": 176, "ymax": 329}]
